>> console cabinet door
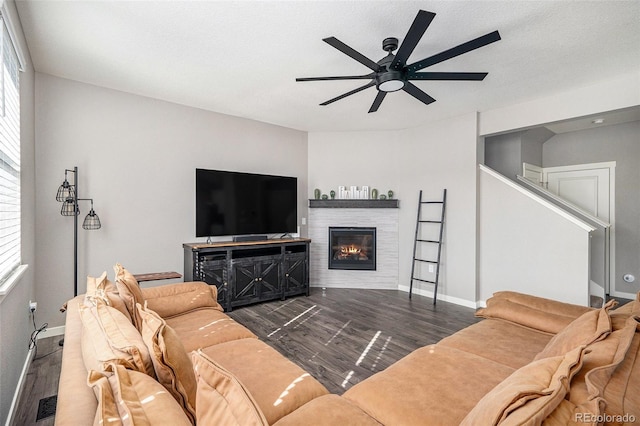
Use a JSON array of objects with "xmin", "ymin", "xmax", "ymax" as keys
[
  {"xmin": 196, "ymin": 254, "xmax": 227, "ymax": 307},
  {"xmin": 230, "ymin": 256, "xmax": 282, "ymax": 307},
  {"xmin": 283, "ymin": 252, "xmax": 307, "ymax": 296}
]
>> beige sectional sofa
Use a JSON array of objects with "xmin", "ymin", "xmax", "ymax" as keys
[{"xmin": 56, "ymin": 264, "xmax": 640, "ymax": 425}]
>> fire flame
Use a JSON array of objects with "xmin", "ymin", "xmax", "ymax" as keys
[{"xmin": 340, "ymin": 245, "xmax": 361, "ymax": 255}]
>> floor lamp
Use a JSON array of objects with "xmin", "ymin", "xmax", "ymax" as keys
[{"xmin": 56, "ymin": 166, "xmax": 102, "ymax": 297}]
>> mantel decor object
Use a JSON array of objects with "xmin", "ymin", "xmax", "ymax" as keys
[{"xmin": 371, "ymin": 188, "xmax": 378, "ymax": 199}]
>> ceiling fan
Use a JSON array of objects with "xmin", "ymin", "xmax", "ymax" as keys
[{"xmin": 296, "ymin": 10, "xmax": 501, "ymax": 113}]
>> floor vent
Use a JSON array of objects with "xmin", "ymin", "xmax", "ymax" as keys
[{"xmin": 36, "ymin": 395, "xmax": 57, "ymax": 421}]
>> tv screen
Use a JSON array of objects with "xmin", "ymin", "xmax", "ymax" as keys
[{"xmin": 195, "ymin": 169, "xmax": 297, "ymax": 237}]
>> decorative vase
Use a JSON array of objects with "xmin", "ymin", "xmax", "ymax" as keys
[
  {"xmin": 314, "ymin": 188, "xmax": 321, "ymax": 199},
  {"xmin": 321, "ymin": 194, "xmax": 328, "ymax": 200},
  {"xmin": 330, "ymin": 190, "xmax": 336, "ymax": 199},
  {"xmin": 380, "ymin": 194, "xmax": 387, "ymax": 200},
  {"xmin": 371, "ymin": 188, "xmax": 378, "ymax": 199},
  {"xmin": 388, "ymin": 190, "xmax": 394, "ymax": 199}
]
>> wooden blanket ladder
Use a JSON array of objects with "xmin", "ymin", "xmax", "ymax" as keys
[{"xmin": 409, "ymin": 189, "xmax": 447, "ymax": 304}]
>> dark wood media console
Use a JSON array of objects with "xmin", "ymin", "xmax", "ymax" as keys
[{"xmin": 183, "ymin": 238, "xmax": 310, "ymax": 311}]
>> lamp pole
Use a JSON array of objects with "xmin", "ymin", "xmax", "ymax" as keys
[{"xmin": 73, "ymin": 166, "xmax": 79, "ymax": 297}]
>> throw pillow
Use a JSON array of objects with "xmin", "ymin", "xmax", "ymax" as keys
[
  {"xmin": 460, "ymin": 345, "xmax": 586, "ymax": 426},
  {"xmin": 567, "ymin": 314, "xmax": 640, "ymax": 422},
  {"xmin": 105, "ymin": 363, "xmax": 192, "ymax": 426},
  {"xmin": 114, "ymin": 263, "xmax": 145, "ymax": 330},
  {"xmin": 137, "ymin": 303, "xmax": 197, "ymax": 424},
  {"xmin": 87, "ymin": 370, "xmax": 122, "ymax": 426},
  {"xmin": 192, "ymin": 349, "xmax": 268, "ymax": 426},
  {"xmin": 85, "ymin": 271, "xmax": 132, "ymax": 322},
  {"xmin": 534, "ymin": 300, "xmax": 616, "ymax": 360},
  {"xmin": 79, "ymin": 302, "xmax": 154, "ymax": 377}
]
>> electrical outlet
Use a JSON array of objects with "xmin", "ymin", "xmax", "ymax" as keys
[
  {"xmin": 428, "ymin": 264, "xmax": 435, "ymax": 273},
  {"xmin": 29, "ymin": 301, "xmax": 37, "ymax": 313}
]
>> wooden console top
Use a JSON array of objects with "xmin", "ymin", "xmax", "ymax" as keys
[{"xmin": 183, "ymin": 238, "xmax": 311, "ymax": 250}]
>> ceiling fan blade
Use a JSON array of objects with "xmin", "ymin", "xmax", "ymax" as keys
[
  {"xmin": 323, "ymin": 37, "xmax": 381, "ymax": 72},
  {"xmin": 320, "ymin": 81, "xmax": 376, "ymax": 106},
  {"xmin": 368, "ymin": 91, "xmax": 387, "ymax": 113},
  {"xmin": 403, "ymin": 82, "xmax": 436, "ymax": 105},
  {"xmin": 407, "ymin": 30, "xmax": 501, "ymax": 73},
  {"xmin": 296, "ymin": 74, "xmax": 375, "ymax": 82},
  {"xmin": 390, "ymin": 10, "xmax": 436, "ymax": 71},
  {"xmin": 408, "ymin": 72, "xmax": 488, "ymax": 81}
]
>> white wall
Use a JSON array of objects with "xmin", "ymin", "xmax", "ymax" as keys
[
  {"xmin": 0, "ymin": 1, "xmax": 36, "ymax": 423},
  {"xmin": 543, "ymin": 121, "xmax": 640, "ymax": 296},
  {"xmin": 34, "ymin": 74, "xmax": 308, "ymax": 329},
  {"xmin": 478, "ymin": 166, "xmax": 592, "ymax": 306},
  {"xmin": 308, "ymin": 113, "xmax": 479, "ymax": 306},
  {"xmin": 479, "ymin": 72, "xmax": 640, "ymax": 137}
]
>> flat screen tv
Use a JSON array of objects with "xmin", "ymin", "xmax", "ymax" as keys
[{"xmin": 195, "ymin": 169, "xmax": 297, "ymax": 238}]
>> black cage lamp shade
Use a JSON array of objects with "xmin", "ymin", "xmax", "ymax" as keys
[
  {"xmin": 60, "ymin": 197, "xmax": 79, "ymax": 216},
  {"xmin": 56, "ymin": 171, "xmax": 76, "ymax": 202},
  {"xmin": 82, "ymin": 203, "xmax": 101, "ymax": 230}
]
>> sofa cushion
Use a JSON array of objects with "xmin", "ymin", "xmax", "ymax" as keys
[
  {"xmin": 85, "ymin": 271, "xmax": 131, "ymax": 322},
  {"xmin": 477, "ymin": 292, "xmax": 592, "ymax": 335},
  {"xmin": 273, "ymin": 394, "xmax": 382, "ymax": 426},
  {"xmin": 165, "ymin": 308, "xmax": 257, "ymax": 352},
  {"xmin": 79, "ymin": 302, "xmax": 154, "ymax": 377},
  {"xmin": 344, "ymin": 345, "xmax": 516, "ymax": 425},
  {"xmin": 137, "ymin": 303, "xmax": 197, "ymax": 424},
  {"xmin": 460, "ymin": 345, "xmax": 586, "ymax": 425},
  {"xmin": 534, "ymin": 300, "xmax": 616, "ymax": 360},
  {"xmin": 439, "ymin": 319, "xmax": 552, "ymax": 369},
  {"xmin": 104, "ymin": 364, "xmax": 192, "ymax": 426},
  {"xmin": 114, "ymin": 263, "xmax": 145, "ymax": 330},
  {"xmin": 192, "ymin": 349, "xmax": 268, "ymax": 426},
  {"xmin": 141, "ymin": 281, "xmax": 224, "ymax": 317},
  {"xmin": 199, "ymin": 338, "xmax": 329, "ymax": 424}
]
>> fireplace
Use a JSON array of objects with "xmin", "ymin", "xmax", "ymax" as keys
[{"xmin": 328, "ymin": 227, "xmax": 376, "ymax": 270}]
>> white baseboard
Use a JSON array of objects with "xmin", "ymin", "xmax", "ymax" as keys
[
  {"xmin": 37, "ymin": 325, "xmax": 65, "ymax": 340},
  {"xmin": 5, "ymin": 347, "xmax": 35, "ymax": 426},
  {"xmin": 397, "ymin": 285, "xmax": 478, "ymax": 309}
]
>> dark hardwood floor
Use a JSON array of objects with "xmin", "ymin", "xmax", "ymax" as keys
[
  {"xmin": 15, "ymin": 288, "xmax": 478, "ymax": 423},
  {"xmin": 13, "ymin": 335, "xmax": 63, "ymax": 426},
  {"xmin": 227, "ymin": 287, "xmax": 479, "ymax": 394}
]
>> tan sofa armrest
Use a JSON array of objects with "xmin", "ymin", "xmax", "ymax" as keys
[
  {"xmin": 141, "ymin": 281, "xmax": 223, "ymax": 318},
  {"xmin": 57, "ymin": 296, "xmax": 99, "ymax": 426},
  {"xmin": 477, "ymin": 291, "xmax": 593, "ymax": 334}
]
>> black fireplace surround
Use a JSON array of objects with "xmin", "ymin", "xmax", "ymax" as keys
[{"xmin": 328, "ymin": 227, "xmax": 376, "ymax": 270}]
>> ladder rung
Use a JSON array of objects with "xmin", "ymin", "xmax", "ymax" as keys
[
  {"xmin": 414, "ymin": 259, "xmax": 437, "ymax": 264},
  {"xmin": 418, "ymin": 220, "xmax": 442, "ymax": 223},
  {"xmin": 411, "ymin": 277, "xmax": 436, "ymax": 284},
  {"xmin": 421, "ymin": 201, "xmax": 444, "ymax": 204},
  {"xmin": 417, "ymin": 239, "xmax": 440, "ymax": 244}
]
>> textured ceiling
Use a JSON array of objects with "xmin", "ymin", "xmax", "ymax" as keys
[{"xmin": 15, "ymin": 0, "xmax": 640, "ymax": 132}]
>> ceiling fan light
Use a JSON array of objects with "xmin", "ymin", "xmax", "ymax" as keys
[
  {"xmin": 379, "ymin": 79, "xmax": 405, "ymax": 92},
  {"xmin": 377, "ymin": 71, "xmax": 405, "ymax": 92}
]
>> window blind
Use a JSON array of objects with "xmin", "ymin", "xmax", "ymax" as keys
[{"xmin": 0, "ymin": 15, "xmax": 21, "ymax": 285}]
